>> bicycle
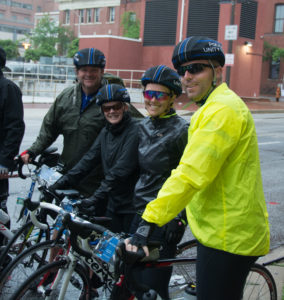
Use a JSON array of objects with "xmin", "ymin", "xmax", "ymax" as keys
[
  {"xmin": 0, "ymin": 147, "xmax": 62, "ymax": 271},
  {"xmin": 9, "ymin": 199, "xmax": 198, "ymax": 300},
  {"xmin": 0, "ymin": 191, "xmax": 81, "ymax": 298}
]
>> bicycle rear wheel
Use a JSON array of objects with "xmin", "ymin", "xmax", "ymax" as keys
[
  {"xmin": 242, "ymin": 263, "xmax": 277, "ymax": 300},
  {"xmin": 169, "ymin": 239, "xmax": 197, "ymax": 299},
  {"xmin": 11, "ymin": 258, "xmax": 90, "ymax": 300}
]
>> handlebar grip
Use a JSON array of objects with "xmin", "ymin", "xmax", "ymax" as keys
[{"xmin": 15, "ymin": 156, "xmax": 26, "ymax": 179}]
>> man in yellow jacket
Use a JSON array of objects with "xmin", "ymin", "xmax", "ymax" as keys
[{"xmin": 126, "ymin": 36, "xmax": 270, "ymax": 300}]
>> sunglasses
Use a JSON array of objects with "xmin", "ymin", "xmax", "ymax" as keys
[
  {"xmin": 177, "ymin": 63, "xmax": 213, "ymax": 76},
  {"xmin": 143, "ymin": 90, "xmax": 172, "ymax": 101},
  {"xmin": 102, "ymin": 102, "xmax": 123, "ymax": 113}
]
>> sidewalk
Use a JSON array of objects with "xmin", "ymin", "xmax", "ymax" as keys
[{"xmin": 24, "ymin": 97, "xmax": 284, "ymax": 115}]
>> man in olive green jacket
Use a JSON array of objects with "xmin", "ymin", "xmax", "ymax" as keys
[{"xmin": 21, "ymin": 48, "xmax": 142, "ymax": 196}]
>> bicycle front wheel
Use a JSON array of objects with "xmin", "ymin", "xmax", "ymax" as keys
[
  {"xmin": 169, "ymin": 239, "xmax": 197, "ymax": 299},
  {"xmin": 0, "ymin": 239, "xmax": 63, "ymax": 297},
  {"xmin": 242, "ymin": 263, "xmax": 277, "ymax": 300},
  {"xmin": 11, "ymin": 258, "xmax": 90, "ymax": 300}
]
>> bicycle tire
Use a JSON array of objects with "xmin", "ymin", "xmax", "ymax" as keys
[
  {"xmin": 242, "ymin": 263, "xmax": 277, "ymax": 300},
  {"xmin": 11, "ymin": 258, "xmax": 90, "ymax": 300},
  {"xmin": 169, "ymin": 239, "xmax": 197, "ymax": 299},
  {"xmin": 0, "ymin": 220, "xmax": 50, "ymax": 271},
  {"xmin": 0, "ymin": 239, "xmax": 64, "ymax": 298}
]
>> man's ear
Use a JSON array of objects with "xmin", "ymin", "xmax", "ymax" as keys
[{"xmin": 215, "ymin": 66, "xmax": 223, "ymax": 84}]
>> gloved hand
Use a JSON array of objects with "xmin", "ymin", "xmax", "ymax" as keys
[
  {"xmin": 130, "ymin": 219, "xmax": 155, "ymax": 249},
  {"xmin": 48, "ymin": 175, "xmax": 71, "ymax": 196},
  {"xmin": 20, "ymin": 150, "xmax": 35, "ymax": 164},
  {"xmin": 165, "ymin": 215, "xmax": 187, "ymax": 244},
  {"xmin": 75, "ymin": 196, "xmax": 98, "ymax": 216},
  {"xmin": 0, "ymin": 165, "xmax": 9, "ymax": 175}
]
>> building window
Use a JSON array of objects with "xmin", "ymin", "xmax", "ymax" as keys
[
  {"xmin": 94, "ymin": 8, "xmax": 100, "ymax": 23},
  {"xmin": 0, "ymin": 13, "xmax": 3, "ymax": 18},
  {"xmin": 79, "ymin": 9, "xmax": 84, "ymax": 23},
  {"xmin": 144, "ymin": 0, "xmax": 178, "ymax": 46},
  {"xmin": 274, "ymin": 4, "xmax": 284, "ymax": 33},
  {"xmin": 129, "ymin": 12, "xmax": 136, "ymax": 22},
  {"xmin": 65, "ymin": 10, "xmax": 70, "ymax": 24},
  {"xmin": 269, "ymin": 59, "xmax": 280, "ymax": 79},
  {"xmin": 187, "ymin": 0, "xmax": 220, "ymax": 40},
  {"xmin": 12, "ymin": 14, "xmax": 17, "ymax": 20},
  {"xmin": 37, "ymin": 6, "xmax": 42, "ymax": 12},
  {"xmin": 24, "ymin": 16, "xmax": 30, "ymax": 23},
  {"xmin": 109, "ymin": 7, "xmax": 115, "ymax": 22},
  {"xmin": 87, "ymin": 8, "xmax": 92, "ymax": 23}
]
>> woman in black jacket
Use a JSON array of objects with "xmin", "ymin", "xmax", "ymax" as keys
[
  {"xmin": 130, "ymin": 65, "xmax": 189, "ymax": 300},
  {"xmin": 51, "ymin": 84, "xmax": 139, "ymax": 233}
]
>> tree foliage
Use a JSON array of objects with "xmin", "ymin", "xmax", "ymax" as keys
[
  {"xmin": 0, "ymin": 40, "xmax": 19, "ymax": 59},
  {"xmin": 67, "ymin": 38, "xmax": 79, "ymax": 58},
  {"xmin": 263, "ymin": 41, "xmax": 284, "ymax": 62},
  {"xmin": 120, "ymin": 11, "xmax": 140, "ymax": 39},
  {"xmin": 25, "ymin": 15, "xmax": 75, "ymax": 61}
]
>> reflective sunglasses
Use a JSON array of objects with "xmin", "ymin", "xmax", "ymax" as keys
[
  {"xmin": 143, "ymin": 90, "xmax": 171, "ymax": 101},
  {"xmin": 102, "ymin": 102, "xmax": 123, "ymax": 113},
  {"xmin": 177, "ymin": 63, "xmax": 213, "ymax": 76}
]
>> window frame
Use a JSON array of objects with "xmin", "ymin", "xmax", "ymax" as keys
[
  {"xmin": 65, "ymin": 10, "xmax": 70, "ymax": 25},
  {"xmin": 274, "ymin": 4, "xmax": 284, "ymax": 33},
  {"xmin": 79, "ymin": 9, "xmax": 84, "ymax": 24},
  {"xmin": 94, "ymin": 7, "xmax": 100, "ymax": 23},
  {"xmin": 109, "ymin": 7, "xmax": 115, "ymax": 23},
  {"xmin": 87, "ymin": 8, "xmax": 92, "ymax": 23}
]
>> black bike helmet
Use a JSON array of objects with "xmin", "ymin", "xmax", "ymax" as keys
[
  {"xmin": 73, "ymin": 48, "xmax": 106, "ymax": 69},
  {"xmin": 96, "ymin": 84, "xmax": 131, "ymax": 106},
  {"xmin": 141, "ymin": 65, "xmax": 182, "ymax": 96},
  {"xmin": 0, "ymin": 47, "xmax": 6, "ymax": 68},
  {"xmin": 172, "ymin": 36, "xmax": 225, "ymax": 69}
]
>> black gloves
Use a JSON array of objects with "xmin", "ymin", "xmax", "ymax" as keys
[
  {"xmin": 75, "ymin": 195, "xmax": 107, "ymax": 216},
  {"xmin": 49, "ymin": 175, "xmax": 71, "ymax": 195},
  {"xmin": 130, "ymin": 219, "xmax": 155, "ymax": 248},
  {"xmin": 76, "ymin": 197, "xmax": 97, "ymax": 215},
  {"xmin": 165, "ymin": 211, "xmax": 187, "ymax": 244}
]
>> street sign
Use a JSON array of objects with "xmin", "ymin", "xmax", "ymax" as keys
[
  {"xmin": 225, "ymin": 25, "xmax": 238, "ymax": 40},
  {"xmin": 225, "ymin": 53, "xmax": 234, "ymax": 66}
]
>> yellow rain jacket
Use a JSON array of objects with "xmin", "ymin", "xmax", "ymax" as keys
[{"xmin": 143, "ymin": 83, "xmax": 270, "ymax": 256}]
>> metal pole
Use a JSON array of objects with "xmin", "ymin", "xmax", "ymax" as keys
[
  {"xmin": 225, "ymin": 0, "xmax": 236, "ymax": 87},
  {"xmin": 179, "ymin": 0, "xmax": 185, "ymax": 42}
]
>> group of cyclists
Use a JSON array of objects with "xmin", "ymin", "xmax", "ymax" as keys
[{"xmin": 2, "ymin": 35, "xmax": 270, "ymax": 300}]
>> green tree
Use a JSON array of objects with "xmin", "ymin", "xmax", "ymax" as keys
[
  {"xmin": 0, "ymin": 40, "xmax": 19, "ymax": 59},
  {"xmin": 25, "ymin": 14, "xmax": 75, "ymax": 61},
  {"xmin": 57, "ymin": 26, "xmax": 75, "ymax": 56},
  {"xmin": 263, "ymin": 41, "xmax": 284, "ymax": 62},
  {"xmin": 67, "ymin": 38, "xmax": 79, "ymax": 58},
  {"xmin": 120, "ymin": 11, "xmax": 140, "ymax": 39}
]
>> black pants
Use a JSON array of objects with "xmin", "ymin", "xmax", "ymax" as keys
[
  {"xmin": 130, "ymin": 214, "xmax": 176, "ymax": 300},
  {"xmin": 196, "ymin": 242, "xmax": 258, "ymax": 300}
]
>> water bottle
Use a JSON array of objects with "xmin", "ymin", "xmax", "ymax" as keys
[
  {"xmin": 0, "ymin": 209, "xmax": 10, "ymax": 225},
  {"xmin": 183, "ymin": 284, "xmax": 197, "ymax": 299},
  {"xmin": 61, "ymin": 197, "xmax": 73, "ymax": 212}
]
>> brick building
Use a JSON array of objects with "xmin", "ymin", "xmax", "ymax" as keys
[
  {"xmin": 0, "ymin": 0, "xmax": 58, "ymax": 41},
  {"xmin": 55, "ymin": 0, "xmax": 283, "ymax": 98}
]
